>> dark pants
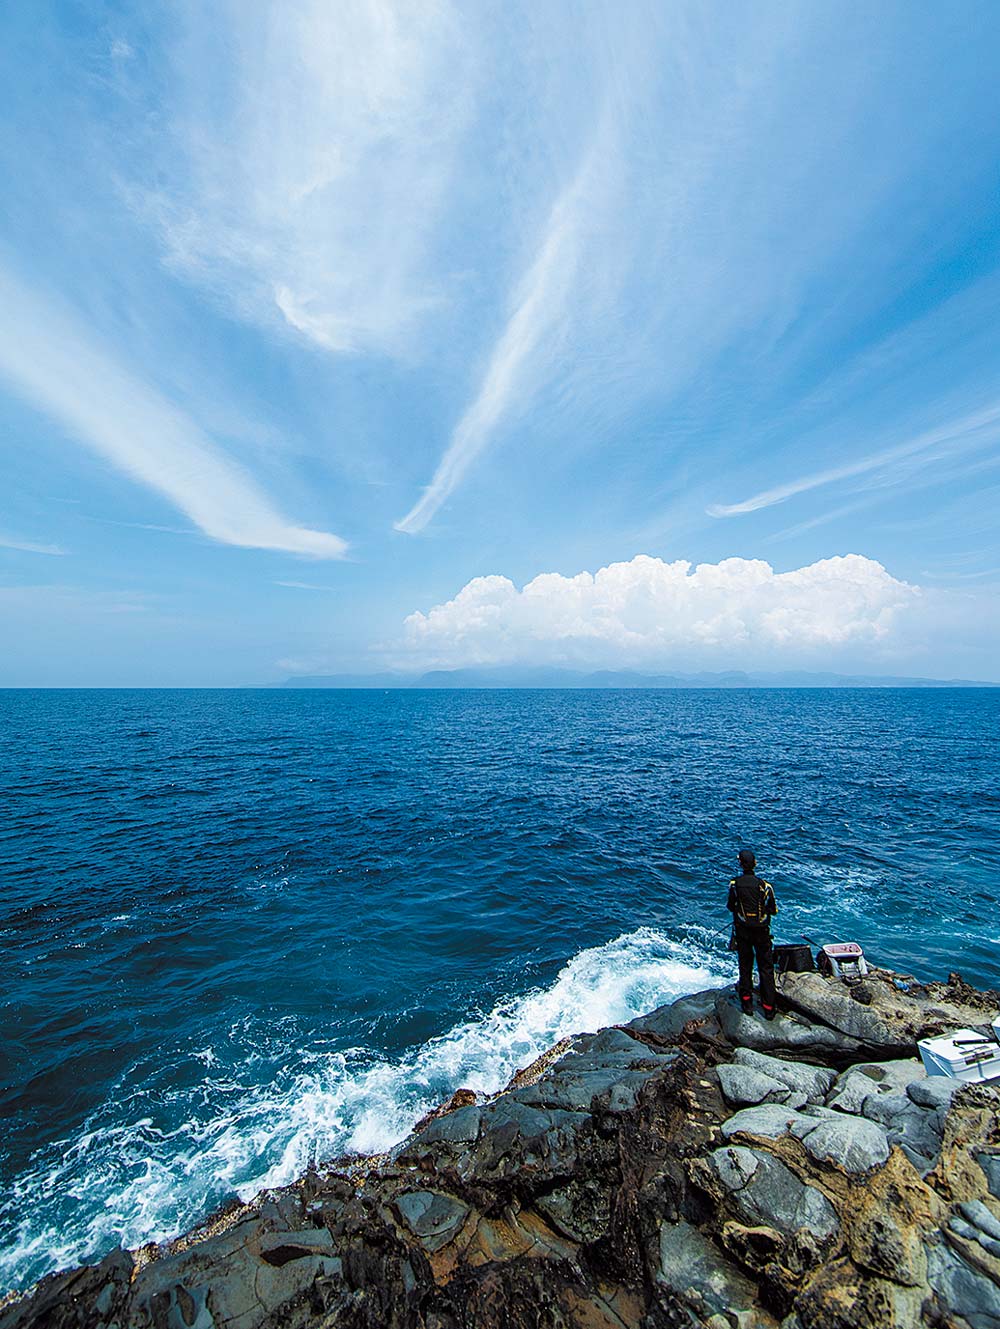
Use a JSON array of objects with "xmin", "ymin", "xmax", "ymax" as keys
[{"xmin": 736, "ymin": 924, "xmax": 775, "ymax": 1009}]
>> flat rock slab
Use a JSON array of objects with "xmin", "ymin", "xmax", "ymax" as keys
[
  {"xmin": 627, "ymin": 988, "xmax": 724, "ymax": 1041},
  {"xmin": 832, "ymin": 1088, "xmax": 941, "ymax": 1175},
  {"xmin": 515, "ymin": 1031, "xmax": 676, "ymax": 1115},
  {"xmin": 716, "ymin": 994, "xmax": 865, "ymax": 1062},
  {"xmin": 908, "ymin": 1076, "xmax": 963, "ymax": 1109},
  {"xmin": 259, "ymin": 1227, "xmax": 336, "ymax": 1264},
  {"xmin": 513, "ymin": 1066, "xmax": 648, "ymax": 1113},
  {"xmin": 412, "ymin": 1102, "xmax": 483, "ymax": 1146},
  {"xmin": 721, "ymin": 1104, "xmax": 812, "ymax": 1142},
  {"xmin": 123, "ymin": 1217, "xmax": 344, "ymax": 1329},
  {"xmin": 927, "ymin": 1235, "xmax": 1000, "ymax": 1329}
]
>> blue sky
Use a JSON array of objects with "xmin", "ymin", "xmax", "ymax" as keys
[{"xmin": 1, "ymin": 1, "xmax": 999, "ymax": 684}]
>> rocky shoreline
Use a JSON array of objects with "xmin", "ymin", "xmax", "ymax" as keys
[{"xmin": 4, "ymin": 967, "xmax": 1000, "ymax": 1328}]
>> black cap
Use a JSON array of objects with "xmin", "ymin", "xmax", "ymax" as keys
[{"xmin": 738, "ymin": 848, "xmax": 756, "ymax": 871}]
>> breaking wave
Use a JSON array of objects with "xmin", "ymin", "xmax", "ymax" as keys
[{"xmin": 0, "ymin": 927, "xmax": 727, "ymax": 1293}]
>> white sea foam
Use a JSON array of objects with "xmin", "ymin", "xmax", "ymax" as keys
[{"xmin": 0, "ymin": 928, "xmax": 727, "ymax": 1292}]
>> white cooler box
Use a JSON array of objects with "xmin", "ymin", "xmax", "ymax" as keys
[{"xmin": 918, "ymin": 1027, "xmax": 1000, "ymax": 1083}]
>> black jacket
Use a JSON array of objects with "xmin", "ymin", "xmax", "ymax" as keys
[{"xmin": 727, "ymin": 872, "xmax": 777, "ymax": 929}]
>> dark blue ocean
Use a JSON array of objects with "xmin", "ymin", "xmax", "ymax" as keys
[{"xmin": 1, "ymin": 688, "xmax": 997, "ymax": 1291}]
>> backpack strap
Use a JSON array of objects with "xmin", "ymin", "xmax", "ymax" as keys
[{"xmin": 732, "ymin": 876, "xmax": 751, "ymax": 925}]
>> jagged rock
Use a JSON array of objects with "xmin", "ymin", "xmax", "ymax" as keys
[
  {"xmin": 534, "ymin": 1177, "xmax": 610, "ymax": 1243},
  {"xmin": 847, "ymin": 1203, "xmax": 928, "ymax": 1288},
  {"xmin": 716, "ymin": 993, "xmax": 866, "ymax": 1063},
  {"xmin": 781, "ymin": 970, "xmax": 996, "ymax": 1056},
  {"xmin": 698, "ymin": 1145, "xmax": 839, "ymax": 1242},
  {"xmin": 4, "ymin": 967, "xmax": 1000, "ymax": 1329},
  {"xmin": 392, "ymin": 1192, "xmax": 470, "ymax": 1251},
  {"xmin": 504, "ymin": 1038, "xmax": 576, "ymax": 1093},
  {"xmin": 656, "ymin": 1219, "xmax": 777, "ymax": 1326},
  {"xmin": 717, "ymin": 1063, "xmax": 797, "ymax": 1107},
  {"xmin": 731, "ymin": 1048, "xmax": 835, "ymax": 1103},
  {"xmin": 789, "ymin": 1255, "xmax": 921, "ymax": 1328},
  {"xmin": 627, "ymin": 986, "xmax": 724, "ymax": 1042},
  {"xmin": 826, "ymin": 1058, "xmax": 925, "ymax": 1114},
  {"xmin": 907, "ymin": 1076, "xmax": 963, "ymax": 1109}
]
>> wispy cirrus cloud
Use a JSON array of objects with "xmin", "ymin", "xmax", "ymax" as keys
[
  {"xmin": 94, "ymin": 0, "xmax": 1000, "ymax": 565},
  {"xmin": 0, "ymin": 266, "xmax": 347, "ymax": 558},
  {"xmin": 394, "ymin": 139, "xmax": 608, "ymax": 534},
  {"xmin": 143, "ymin": 3, "xmax": 831, "ymax": 537},
  {"xmin": 707, "ymin": 402, "xmax": 1000, "ymax": 518},
  {"xmin": 273, "ymin": 580, "xmax": 338, "ymax": 591},
  {"xmin": 0, "ymin": 534, "xmax": 66, "ymax": 555},
  {"xmin": 144, "ymin": 0, "xmax": 472, "ymax": 356}
]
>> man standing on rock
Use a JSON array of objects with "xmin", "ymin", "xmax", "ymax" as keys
[{"xmin": 727, "ymin": 848, "xmax": 778, "ymax": 1020}]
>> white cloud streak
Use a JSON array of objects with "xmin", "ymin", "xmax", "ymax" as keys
[
  {"xmin": 392, "ymin": 5, "xmax": 855, "ymax": 534},
  {"xmin": 0, "ymin": 534, "xmax": 65, "ymax": 555},
  {"xmin": 394, "ymin": 145, "xmax": 602, "ymax": 534},
  {"xmin": 401, "ymin": 553, "xmax": 918, "ymax": 668},
  {"xmin": 149, "ymin": 0, "xmax": 470, "ymax": 356},
  {"xmin": 0, "ymin": 267, "xmax": 347, "ymax": 558},
  {"xmin": 123, "ymin": 3, "xmax": 1000, "ymax": 545},
  {"xmin": 273, "ymin": 580, "xmax": 337, "ymax": 591},
  {"xmin": 708, "ymin": 402, "xmax": 1000, "ymax": 518}
]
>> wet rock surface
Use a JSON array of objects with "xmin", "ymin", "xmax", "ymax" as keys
[{"xmin": 4, "ymin": 968, "xmax": 1000, "ymax": 1328}]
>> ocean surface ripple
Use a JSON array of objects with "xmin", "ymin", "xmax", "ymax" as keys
[{"xmin": 1, "ymin": 688, "xmax": 997, "ymax": 1291}]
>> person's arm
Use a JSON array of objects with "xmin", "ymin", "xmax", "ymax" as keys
[
  {"xmin": 763, "ymin": 880, "xmax": 777, "ymax": 916},
  {"xmin": 727, "ymin": 880, "xmax": 737, "ymax": 914}
]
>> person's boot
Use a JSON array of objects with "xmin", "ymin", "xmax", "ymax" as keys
[
  {"xmin": 761, "ymin": 1003, "xmax": 776, "ymax": 1021},
  {"xmin": 740, "ymin": 993, "xmax": 753, "ymax": 1016}
]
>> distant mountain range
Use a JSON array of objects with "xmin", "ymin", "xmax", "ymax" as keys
[{"xmin": 280, "ymin": 666, "xmax": 997, "ymax": 689}]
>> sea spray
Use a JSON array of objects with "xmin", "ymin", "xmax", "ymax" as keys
[{"xmin": 0, "ymin": 928, "xmax": 726, "ymax": 1292}]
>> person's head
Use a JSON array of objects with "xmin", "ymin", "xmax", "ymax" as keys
[{"xmin": 738, "ymin": 848, "xmax": 756, "ymax": 873}]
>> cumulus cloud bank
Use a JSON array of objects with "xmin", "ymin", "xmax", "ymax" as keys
[{"xmin": 401, "ymin": 554, "xmax": 918, "ymax": 668}]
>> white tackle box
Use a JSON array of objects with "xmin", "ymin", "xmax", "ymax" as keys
[{"xmin": 918, "ymin": 1028, "xmax": 1000, "ymax": 1082}]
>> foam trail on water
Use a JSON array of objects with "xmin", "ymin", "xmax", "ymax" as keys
[
  {"xmin": 250, "ymin": 926, "xmax": 726, "ymax": 1175},
  {"xmin": 0, "ymin": 928, "xmax": 726, "ymax": 1292}
]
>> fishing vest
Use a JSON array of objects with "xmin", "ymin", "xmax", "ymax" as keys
[{"xmin": 730, "ymin": 872, "xmax": 776, "ymax": 928}]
